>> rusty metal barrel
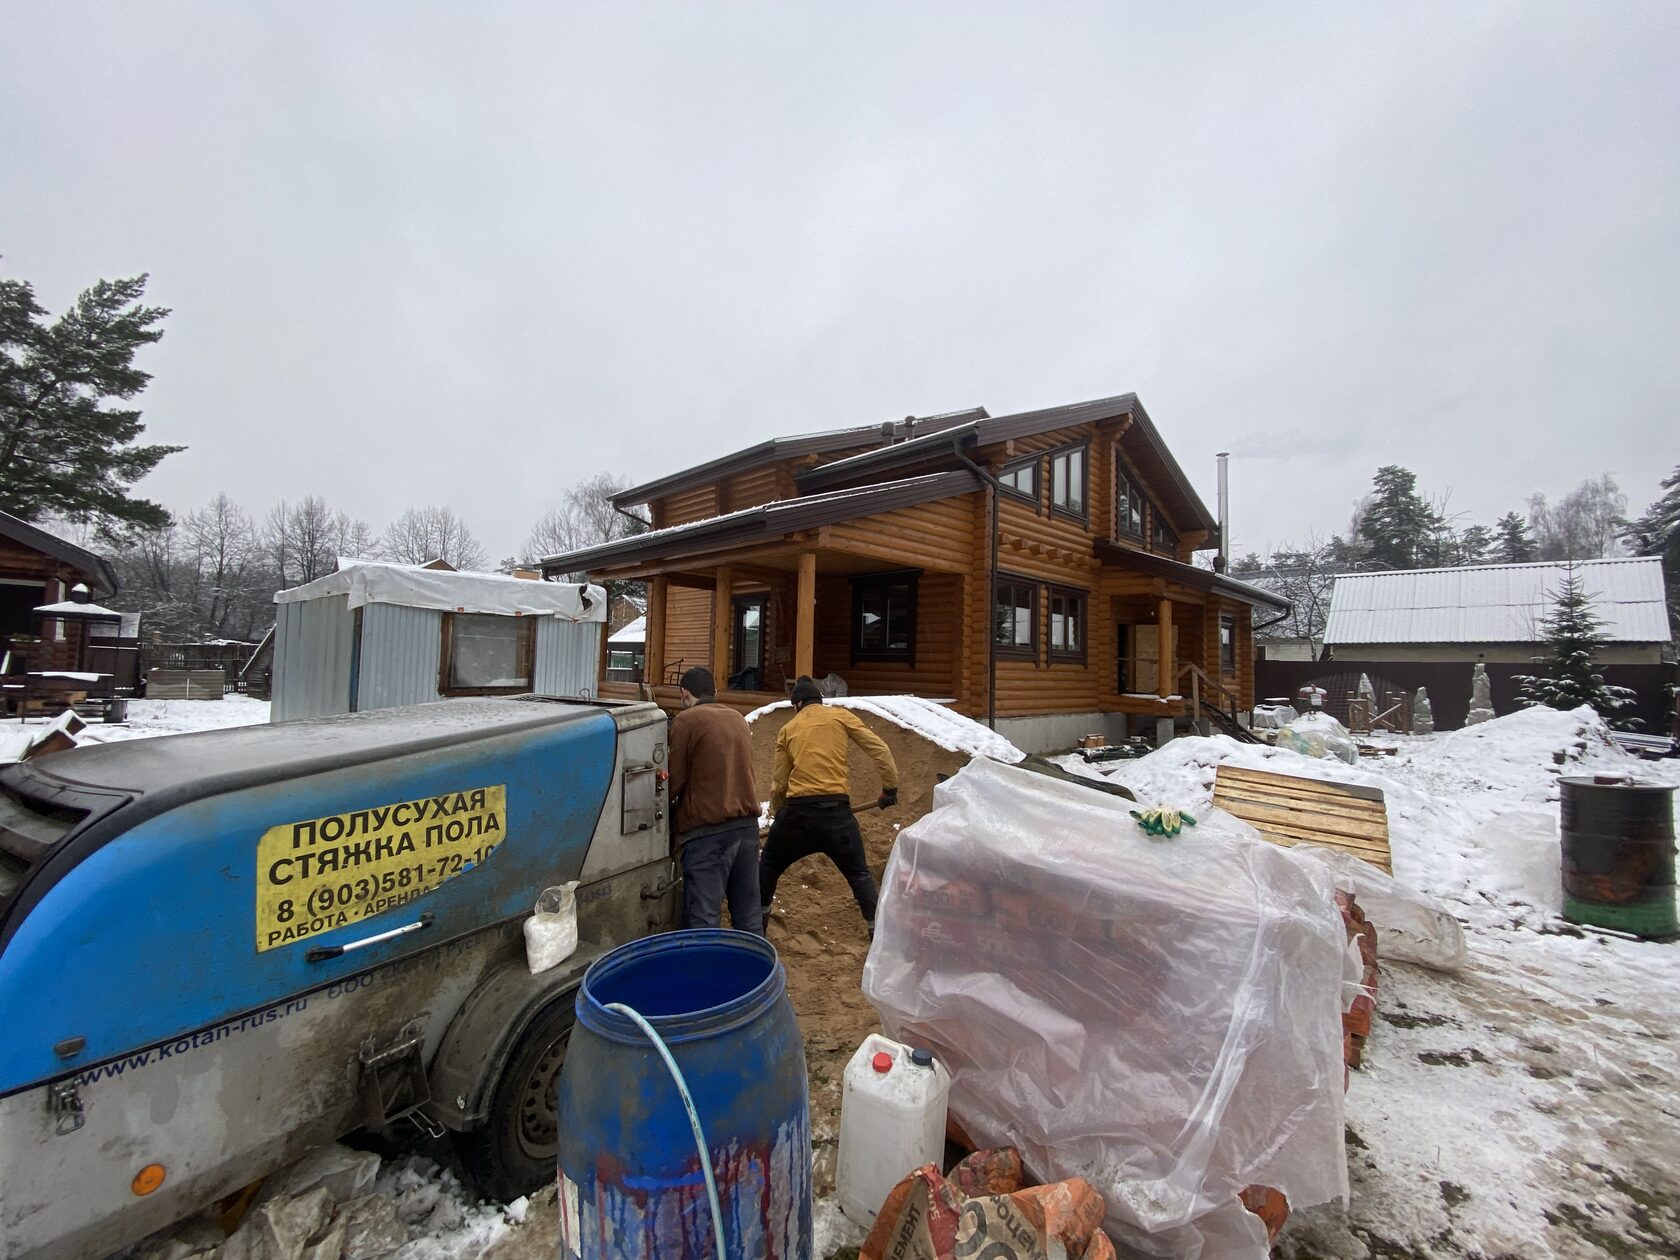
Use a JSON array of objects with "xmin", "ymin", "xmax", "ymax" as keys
[{"xmin": 1560, "ymin": 776, "xmax": 1677, "ymax": 939}]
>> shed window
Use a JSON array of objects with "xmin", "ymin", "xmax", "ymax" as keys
[
  {"xmin": 1220, "ymin": 615, "xmax": 1237, "ymax": 676},
  {"xmin": 1048, "ymin": 587, "xmax": 1086, "ymax": 660},
  {"xmin": 1050, "ymin": 447, "xmax": 1087, "ymax": 517},
  {"xmin": 993, "ymin": 577, "xmax": 1038, "ymax": 658},
  {"xmin": 998, "ymin": 457, "xmax": 1038, "ymax": 502},
  {"xmin": 443, "ymin": 613, "xmax": 535, "ymax": 692},
  {"xmin": 1116, "ymin": 468, "xmax": 1144, "ymax": 539},
  {"xmin": 851, "ymin": 571, "xmax": 918, "ymax": 663}
]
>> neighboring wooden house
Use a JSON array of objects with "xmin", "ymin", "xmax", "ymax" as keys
[
  {"xmin": 0, "ymin": 510, "xmax": 120, "ymax": 673},
  {"xmin": 543, "ymin": 394, "xmax": 1287, "ymax": 752}
]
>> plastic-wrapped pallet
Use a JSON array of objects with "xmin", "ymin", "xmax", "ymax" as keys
[{"xmin": 862, "ymin": 758, "xmax": 1350, "ymax": 1260}]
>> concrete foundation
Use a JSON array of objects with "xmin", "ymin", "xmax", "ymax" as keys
[{"xmin": 993, "ymin": 711, "xmax": 1129, "ymax": 756}]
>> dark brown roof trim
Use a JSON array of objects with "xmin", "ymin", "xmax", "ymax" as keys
[
  {"xmin": 1093, "ymin": 539, "xmax": 1290, "ymax": 611},
  {"xmin": 546, "ymin": 470, "xmax": 983, "ymax": 575},
  {"xmin": 0, "ymin": 510, "xmax": 118, "ymax": 594},
  {"xmin": 797, "ymin": 392, "xmax": 1218, "ymax": 537},
  {"xmin": 611, "ymin": 407, "xmax": 988, "ymax": 508}
]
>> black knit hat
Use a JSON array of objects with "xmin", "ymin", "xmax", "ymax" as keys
[
  {"xmin": 790, "ymin": 675, "xmax": 823, "ymax": 708},
  {"xmin": 679, "ymin": 666, "xmax": 715, "ymax": 698}
]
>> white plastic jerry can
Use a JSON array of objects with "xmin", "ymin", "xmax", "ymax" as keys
[{"xmin": 836, "ymin": 1033, "xmax": 952, "ymax": 1226}]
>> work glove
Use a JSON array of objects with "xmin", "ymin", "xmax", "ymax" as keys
[
  {"xmin": 1129, "ymin": 807, "xmax": 1197, "ymax": 838},
  {"xmin": 877, "ymin": 788, "xmax": 898, "ymax": 810}
]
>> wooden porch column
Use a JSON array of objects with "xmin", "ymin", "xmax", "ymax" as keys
[
  {"xmin": 1156, "ymin": 597, "xmax": 1174, "ymax": 698},
  {"xmin": 711, "ymin": 566, "xmax": 734, "ymax": 684},
  {"xmin": 794, "ymin": 551, "xmax": 816, "ymax": 680},
  {"xmin": 644, "ymin": 576, "xmax": 667, "ymax": 687}
]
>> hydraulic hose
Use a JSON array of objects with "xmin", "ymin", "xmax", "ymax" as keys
[{"xmin": 602, "ymin": 1002, "xmax": 727, "ymax": 1259}]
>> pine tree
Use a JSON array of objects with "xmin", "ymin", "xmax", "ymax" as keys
[
  {"xmin": 1623, "ymin": 465, "xmax": 1680, "ymax": 635},
  {"xmin": 1355, "ymin": 466, "xmax": 1441, "ymax": 569},
  {"xmin": 1514, "ymin": 567, "xmax": 1637, "ymax": 725},
  {"xmin": 1493, "ymin": 512, "xmax": 1537, "ymax": 564},
  {"xmin": 0, "ymin": 271, "xmax": 182, "ymax": 533},
  {"xmin": 1456, "ymin": 523, "xmax": 1494, "ymax": 566}
]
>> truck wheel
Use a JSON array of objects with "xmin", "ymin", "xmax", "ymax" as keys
[{"xmin": 455, "ymin": 999, "xmax": 574, "ymax": 1202}]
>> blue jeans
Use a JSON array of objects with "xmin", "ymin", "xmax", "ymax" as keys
[{"xmin": 680, "ymin": 819, "xmax": 764, "ymax": 934}]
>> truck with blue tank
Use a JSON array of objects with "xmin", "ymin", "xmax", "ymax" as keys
[{"xmin": 0, "ymin": 695, "xmax": 677, "ymax": 1259}]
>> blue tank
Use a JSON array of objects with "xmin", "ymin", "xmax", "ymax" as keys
[{"xmin": 557, "ymin": 929, "xmax": 812, "ymax": 1259}]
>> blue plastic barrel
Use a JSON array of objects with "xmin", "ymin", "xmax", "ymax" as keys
[{"xmin": 557, "ymin": 929, "xmax": 812, "ymax": 1259}]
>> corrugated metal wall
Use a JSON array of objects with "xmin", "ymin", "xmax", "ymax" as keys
[
  {"xmin": 535, "ymin": 619, "xmax": 602, "ymax": 699},
  {"xmin": 271, "ymin": 595, "xmax": 355, "ymax": 721},
  {"xmin": 357, "ymin": 603, "xmax": 444, "ymax": 711}
]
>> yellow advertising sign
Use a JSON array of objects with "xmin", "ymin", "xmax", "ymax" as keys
[{"xmin": 255, "ymin": 785, "xmax": 507, "ymax": 952}]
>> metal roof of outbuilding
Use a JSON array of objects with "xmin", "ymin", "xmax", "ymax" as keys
[{"xmin": 1324, "ymin": 557, "xmax": 1672, "ymax": 646}]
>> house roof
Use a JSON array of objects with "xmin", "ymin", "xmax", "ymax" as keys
[
  {"xmin": 611, "ymin": 408, "xmax": 988, "ymax": 509},
  {"xmin": 608, "ymin": 615, "xmax": 646, "ymax": 645},
  {"xmin": 1324, "ymin": 557, "xmax": 1673, "ymax": 646},
  {"xmin": 543, "ymin": 470, "xmax": 985, "ymax": 574},
  {"xmin": 1093, "ymin": 540, "xmax": 1291, "ymax": 611},
  {"xmin": 0, "ymin": 510, "xmax": 118, "ymax": 594},
  {"xmin": 797, "ymin": 392, "xmax": 1220, "ymax": 540}
]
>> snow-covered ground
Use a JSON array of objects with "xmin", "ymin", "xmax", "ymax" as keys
[
  {"xmin": 1062, "ymin": 706, "xmax": 1680, "ymax": 1258},
  {"xmin": 76, "ymin": 694, "xmax": 273, "ymax": 743}
]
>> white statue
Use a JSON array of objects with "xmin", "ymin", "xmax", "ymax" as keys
[
  {"xmin": 1358, "ymin": 673, "xmax": 1376, "ymax": 704},
  {"xmin": 1466, "ymin": 663, "xmax": 1495, "ymax": 726},
  {"xmin": 1412, "ymin": 687, "xmax": 1435, "ymax": 735}
]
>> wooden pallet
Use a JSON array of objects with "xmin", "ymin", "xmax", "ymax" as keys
[{"xmin": 1212, "ymin": 763, "xmax": 1393, "ymax": 873}]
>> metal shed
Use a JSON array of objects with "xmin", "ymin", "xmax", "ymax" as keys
[{"xmin": 270, "ymin": 560, "xmax": 606, "ymax": 722}]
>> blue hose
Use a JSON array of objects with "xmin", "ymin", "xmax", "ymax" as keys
[{"xmin": 602, "ymin": 1001, "xmax": 728, "ymax": 1259}]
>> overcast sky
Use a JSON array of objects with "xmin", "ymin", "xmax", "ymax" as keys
[{"xmin": 5, "ymin": 3, "xmax": 1677, "ymax": 561}]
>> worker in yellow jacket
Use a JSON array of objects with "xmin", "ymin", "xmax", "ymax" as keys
[{"xmin": 761, "ymin": 676, "xmax": 898, "ymax": 934}]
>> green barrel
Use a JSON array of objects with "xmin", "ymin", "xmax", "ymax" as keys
[{"xmin": 1560, "ymin": 776, "xmax": 1677, "ymax": 939}]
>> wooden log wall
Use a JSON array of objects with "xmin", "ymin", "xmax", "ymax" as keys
[
  {"xmin": 723, "ymin": 465, "xmax": 794, "ymax": 513},
  {"xmin": 662, "ymin": 585, "xmax": 712, "ymax": 679},
  {"xmin": 822, "ymin": 496, "xmax": 977, "ymax": 573},
  {"xmin": 811, "ymin": 570, "xmax": 961, "ymax": 699},
  {"xmin": 650, "ymin": 483, "xmax": 720, "ymax": 530}
]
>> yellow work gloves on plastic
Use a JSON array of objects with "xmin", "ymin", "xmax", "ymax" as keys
[{"xmin": 1129, "ymin": 807, "xmax": 1198, "ymax": 838}]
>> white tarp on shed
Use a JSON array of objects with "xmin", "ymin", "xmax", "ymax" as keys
[{"xmin": 274, "ymin": 560, "xmax": 605, "ymax": 622}]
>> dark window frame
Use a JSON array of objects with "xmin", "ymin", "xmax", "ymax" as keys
[
  {"xmin": 1046, "ymin": 584, "xmax": 1088, "ymax": 663},
  {"xmin": 1047, "ymin": 442, "xmax": 1090, "ymax": 522},
  {"xmin": 1115, "ymin": 455, "xmax": 1145, "ymax": 541},
  {"xmin": 731, "ymin": 592, "xmax": 769, "ymax": 676},
  {"xmin": 997, "ymin": 455, "xmax": 1041, "ymax": 507},
  {"xmin": 1151, "ymin": 502, "xmax": 1179, "ymax": 554},
  {"xmin": 438, "ymin": 611, "xmax": 537, "ymax": 697},
  {"xmin": 1220, "ymin": 614, "xmax": 1238, "ymax": 677},
  {"xmin": 1115, "ymin": 622, "xmax": 1130, "ymax": 694},
  {"xmin": 849, "ymin": 569, "xmax": 919, "ymax": 665},
  {"xmin": 992, "ymin": 573, "xmax": 1040, "ymax": 660}
]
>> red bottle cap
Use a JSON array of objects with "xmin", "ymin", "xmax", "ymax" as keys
[{"xmin": 871, "ymin": 1051, "xmax": 893, "ymax": 1074}]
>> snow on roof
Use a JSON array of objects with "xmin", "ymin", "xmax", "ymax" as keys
[
  {"xmin": 274, "ymin": 560, "xmax": 606, "ymax": 622},
  {"xmin": 1324, "ymin": 557, "xmax": 1672, "ymax": 646},
  {"xmin": 33, "ymin": 600, "xmax": 121, "ymax": 617},
  {"xmin": 608, "ymin": 615, "xmax": 646, "ymax": 644},
  {"xmin": 744, "ymin": 694, "xmax": 1026, "ymax": 763}
]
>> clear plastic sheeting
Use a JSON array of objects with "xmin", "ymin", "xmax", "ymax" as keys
[
  {"xmin": 862, "ymin": 759, "xmax": 1350, "ymax": 1260},
  {"xmin": 1289, "ymin": 844, "xmax": 1469, "ymax": 972},
  {"xmin": 1276, "ymin": 713, "xmax": 1359, "ymax": 765}
]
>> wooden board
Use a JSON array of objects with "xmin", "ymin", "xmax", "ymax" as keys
[{"xmin": 1213, "ymin": 763, "xmax": 1393, "ymax": 873}]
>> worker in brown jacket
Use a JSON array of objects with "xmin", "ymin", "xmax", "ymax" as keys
[
  {"xmin": 761, "ymin": 676, "xmax": 898, "ymax": 934},
  {"xmin": 668, "ymin": 666, "xmax": 763, "ymax": 933}
]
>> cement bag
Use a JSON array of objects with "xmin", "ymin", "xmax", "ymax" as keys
[
  {"xmin": 862, "ymin": 1148, "xmax": 1115, "ymax": 1260},
  {"xmin": 1288, "ymin": 844, "xmax": 1469, "ymax": 972},
  {"xmin": 524, "ymin": 882, "xmax": 579, "ymax": 974},
  {"xmin": 862, "ymin": 759, "xmax": 1349, "ymax": 1260},
  {"xmin": 1276, "ymin": 714, "xmax": 1359, "ymax": 765}
]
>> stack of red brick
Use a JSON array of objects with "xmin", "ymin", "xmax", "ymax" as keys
[{"xmin": 1337, "ymin": 890, "xmax": 1380, "ymax": 1071}]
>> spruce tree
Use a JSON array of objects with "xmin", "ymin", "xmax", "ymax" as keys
[
  {"xmin": 1355, "ymin": 466, "xmax": 1441, "ymax": 569},
  {"xmin": 0, "ymin": 271, "xmax": 181, "ymax": 534},
  {"xmin": 1514, "ymin": 568, "xmax": 1637, "ymax": 725},
  {"xmin": 1623, "ymin": 466, "xmax": 1680, "ymax": 635},
  {"xmin": 1493, "ymin": 512, "xmax": 1538, "ymax": 563}
]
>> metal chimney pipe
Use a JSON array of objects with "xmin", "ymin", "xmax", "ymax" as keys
[{"xmin": 1215, "ymin": 452, "xmax": 1230, "ymax": 573}]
